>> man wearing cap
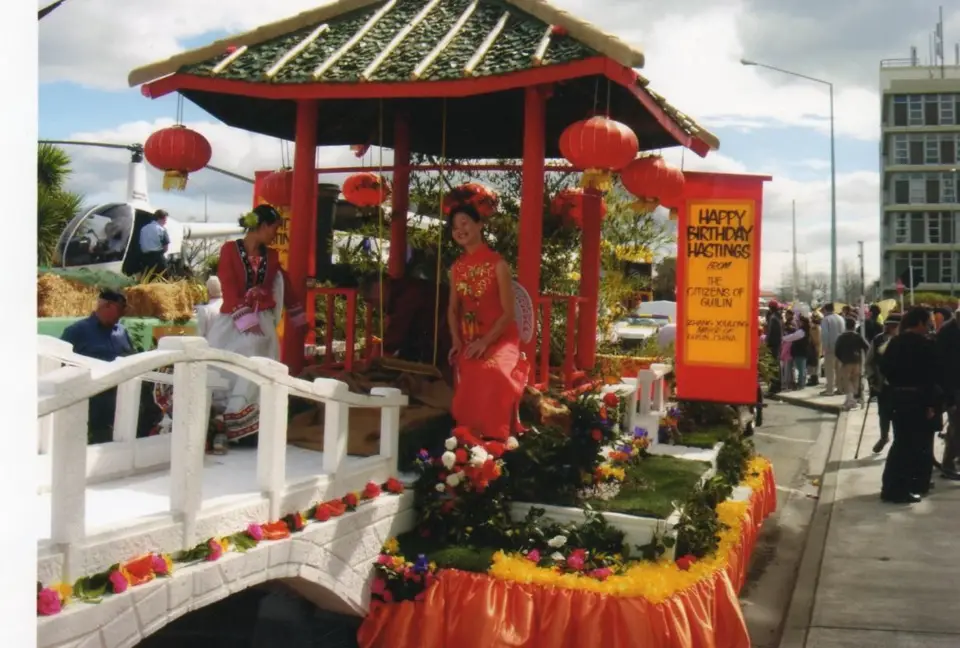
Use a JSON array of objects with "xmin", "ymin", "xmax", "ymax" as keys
[
  {"xmin": 865, "ymin": 314, "xmax": 900, "ymax": 453},
  {"xmin": 936, "ymin": 307, "xmax": 960, "ymax": 478},
  {"xmin": 61, "ymin": 290, "xmax": 135, "ymax": 443}
]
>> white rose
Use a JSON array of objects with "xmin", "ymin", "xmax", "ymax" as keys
[
  {"xmin": 551, "ymin": 552, "xmax": 565, "ymax": 562},
  {"xmin": 435, "ymin": 483, "xmax": 446, "ymax": 493},
  {"xmin": 470, "ymin": 446, "xmax": 489, "ymax": 466},
  {"xmin": 446, "ymin": 473, "xmax": 461, "ymax": 487},
  {"xmin": 506, "ymin": 436, "xmax": 519, "ymax": 451},
  {"xmin": 441, "ymin": 451, "xmax": 457, "ymax": 469},
  {"xmin": 547, "ymin": 535, "xmax": 567, "ymax": 548},
  {"xmin": 445, "ymin": 437, "xmax": 458, "ymax": 451}
]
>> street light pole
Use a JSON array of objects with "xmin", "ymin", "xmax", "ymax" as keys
[{"xmin": 741, "ymin": 58, "xmax": 837, "ymax": 301}]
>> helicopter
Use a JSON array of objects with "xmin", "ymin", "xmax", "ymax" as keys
[{"xmin": 44, "ymin": 140, "xmax": 251, "ymax": 276}]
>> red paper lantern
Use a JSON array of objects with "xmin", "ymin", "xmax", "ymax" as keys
[
  {"xmin": 259, "ymin": 168, "xmax": 293, "ymax": 207},
  {"xmin": 550, "ymin": 188, "xmax": 607, "ymax": 229},
  {"xmin": 342, "ymin": 172, "xmax": 391, "ymax": 208},
  {"xmin": 442, "ymin": 182, "xmax": 500, "ymax": 219},
  {"xmin": 144, "ymin": 125, "xmax": 213, "ymax": 191},
  {"xmin": 619, "ymin": 155, "xmax": 685, "ymax": 210},
  {"xmin": 559, "ymin": 116, "xmax": 638, "ymax": 191}
]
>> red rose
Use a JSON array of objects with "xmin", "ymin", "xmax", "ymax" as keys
[
  {"xmin": 454, "ymin": 448, "xmax": 468, "ymax": 464},
  {"xmin": 591, "ymin": 429, "xmax": 603, "ymax": 442},
  {"xmin": 675, "ymin": 554, "xmax": 697, "ymax": 571},
  {"xmin": 314, "ymin": 504, "xmax": 332, "ymax": 522},
  {"xmin": 363, "ymin": 482, "xmax": 382, "ymax": 499},
  {"xmin": 453, "ymin": 426, "xmax": 482, "ymax": 447},
  {"xmin": 344, "ymin": 492, "xmax": 359, "ymax": 508},
  {"xmin": 603, "ymin": 392, "xmax": 619, "ymax": 407},
  {"xmin": 484, "ymin": 441, "xmax": 505, "ymax": 458},
  {"xmin": 327, "ymin": 500, "xmax": 346, "ymax": 517},
  {"xmin": 385, "ymin": 477, "xmax": 404, "ymax": 494}
]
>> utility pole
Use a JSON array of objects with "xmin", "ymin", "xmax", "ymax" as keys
[
  {"xmin": 792, "ymin": 200, "xmax": 799, "ymax": 304},
  {"xmin": 858, "ymin": 241, "xmax": 866, "ymax": 341}
]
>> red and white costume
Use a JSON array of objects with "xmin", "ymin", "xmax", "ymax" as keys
[{"xmin": 207, "ymin": 239, "xmax": 306, "ymax": 441}]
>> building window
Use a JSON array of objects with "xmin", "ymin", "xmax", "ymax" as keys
[
  {"xmin": 943, "ymin": 174, "xmax": 957, "ymax": 203},
  {"xmin": 929, "ymin": 213, "xmax": 942, "ymax": 243},
  {"xmin": 942, "ymin": 94, "xmax": 957, "ymax": 125},
  {"xmin": 942, "ymin": 136, "xmax": 957, "ymax": 165},
  {"xmin": 893, "ymin": 95, "xmax": 907, "ymax": 126},
  {"xmin": 894, "ymin": 213, "xmax": 909, "ymax": 243},
  {"xmin": 941, "ymin": 252, "xmax": 955, "ymax": 284},
  {"xmin": 909, "ymin": 96, "xmax": 924, "ymax": 125},
  {"xmin": 925, "ymin": 138, "xmax": 940, "ymax": 163}
]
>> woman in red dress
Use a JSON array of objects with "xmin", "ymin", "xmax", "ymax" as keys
[
  {"xmin": 447, "ymin": 204, "xmax": 528, "ymax": 442},
  {"xmin": 207, "ymin": 204, "xmax": 307, "ymax": 452}
]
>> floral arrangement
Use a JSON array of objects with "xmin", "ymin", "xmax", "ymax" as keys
[
  {"xmin": 37, "ymin": 477, "xmax": 405, "ymax": 616},
  {"xmin": 371, "ymin": 538, "xmax": 439, "ymax": 607},
  {"xmin": 657, "ymin": 407, "xmax": 681, "ymax": 444},
  {"xmin": 589, "ymin": 426, "xmax": 652, "ymax": 498}
]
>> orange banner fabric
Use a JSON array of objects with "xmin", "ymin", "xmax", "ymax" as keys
[{"xmin": 358, "ymin": 465, "xmax": 777, "ymax": 648}]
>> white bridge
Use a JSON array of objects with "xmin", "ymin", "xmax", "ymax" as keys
[{"xmin": 35, "ymin": 336, "xmax": 413, "ymax": 648}]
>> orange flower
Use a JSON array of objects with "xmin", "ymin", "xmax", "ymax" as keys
[
  {"xmin": 327, "ymin": 500, "xmax": 347, "ymax": 517},
  {"xmin": 122, "ymin": 554, "xmax": 157, "ymax": 586},
  {"xmin": 261, "ymin": 521, "xmax": 291, "ymax": 540}
]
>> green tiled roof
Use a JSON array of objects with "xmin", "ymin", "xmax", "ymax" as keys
[{"xmin": 180, "ymin": 0, "xmax": 598, "ymax": 84}]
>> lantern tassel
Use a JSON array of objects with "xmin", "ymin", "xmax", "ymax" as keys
[
  {"xmin": 162, "ymin": 170, "xmax": 189, "ymax": 192},
  {"xmin": 579, "ymin": 168, "xmax": 613, "ymax": 192}
]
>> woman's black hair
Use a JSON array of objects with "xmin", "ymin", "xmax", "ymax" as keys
[
  {"xmin": 238, "ymin": 203, "xmax": 282, "ymax": 229},
  {"xmin": 900, "ymin": 306, "xmax": 931, "ymax": 331},
  {"xmin": 446, "ymin": 203, "xmax": 483, "ymax": 230}
]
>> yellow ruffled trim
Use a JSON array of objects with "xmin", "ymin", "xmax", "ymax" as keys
[{"xmin": 488, "ymin": 476, "xmax": 761, "ymax": 603}]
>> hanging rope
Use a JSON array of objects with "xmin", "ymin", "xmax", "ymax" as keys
[
  {"xmin": 175, "ymin": 95, "xmax": 184, "ymax": 125},
  {"xmin": 376, "ymin": 99, "xmax": 386, "ymax": 349},
  {"xmin": 432, "ymin": 99, "xmax": 448, "ymax": 367}
]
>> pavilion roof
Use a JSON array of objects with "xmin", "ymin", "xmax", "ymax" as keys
[{"xmin": 128, "ymin": 0, "xmax": 719, "ymax": 158}]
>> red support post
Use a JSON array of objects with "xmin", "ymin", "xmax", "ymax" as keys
[
  {"xmin": 538, "ymin": 300, "xmax": 552, "ymax": 388},
  {"xmin": 576, "ymin": 189, "xmax": 604, "ymax": 370},
  {"xmin": 389, "ymin": 112, "xmax": 411, "ymax": 278},
  {"xmin": 517, "ymin": 85, "xmax": 547, "ymax": 364},
  {"xmin": 282, "ymin": 100, "xmax": 318, "ymax": 375}
]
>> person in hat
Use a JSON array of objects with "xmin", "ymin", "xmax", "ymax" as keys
[
  {"xmin": 865, "ymin": 314, "xmax": 900, "ymax": 453},
  {"xmin": 765, "ymin": 300, "xmax": 784, "ymax": 394},
  {"xmin": 936, "ymin": 306, "xmax": 960, "ymax": 478},
  {"xmin": 139, "ymin": 209, "xmax": 170, "ymax": 274},
  {"xmin": 819, "ymin": 303, "xmax": 845, "ymax": 396},
  {"xmin": 60, "ymin": 289, "xmax": 136, "ymax": 444},
  {"xmin": 806, "ymin": 312, "xmax": 823, "ymax": 387}
]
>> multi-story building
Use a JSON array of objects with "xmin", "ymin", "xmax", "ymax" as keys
[{"xmin": 879, "ymin": 53, "xmax": 960, "ymax": 296}]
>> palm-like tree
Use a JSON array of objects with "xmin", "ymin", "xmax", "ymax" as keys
[{"xmin": 37, "ymin": 143, "xmax": 85, "ymax": 266}]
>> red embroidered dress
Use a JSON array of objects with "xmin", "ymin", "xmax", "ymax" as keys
[
  {"xmin": 208, "ymin": 240, "xmax": 306, "ymax": 441},
  {"xmin": 451, "ymin": 245, "xmax": 527, "ymax": 441}
]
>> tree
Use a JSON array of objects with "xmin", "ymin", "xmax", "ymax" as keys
[
  {"xmin": 37, "ymin": 143, "xmax": 85, "ymax": 266},
  {"xmin": 652, "ymin": 257, "xmax": 677, "ymax": 300}
]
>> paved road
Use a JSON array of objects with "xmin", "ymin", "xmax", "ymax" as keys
[{"xmin": 739, "ymin": 402, "xmax": 837, "ymax": 648}]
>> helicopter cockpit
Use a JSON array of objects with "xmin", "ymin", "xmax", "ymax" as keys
[{"xmin": 53, "ymin": 203, "xmax": 162, "ymax": 274}]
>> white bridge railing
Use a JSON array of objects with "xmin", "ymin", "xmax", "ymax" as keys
[{"xmin": 36, "ymin": 335, "xmax": 408, "ymax": 586}]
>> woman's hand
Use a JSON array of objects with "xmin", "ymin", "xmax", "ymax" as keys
[
  {"xmin": 448, "ymin": 339, "xmax": 462, "ymax": 365},
  {"xmin": 463, "ymin": 338, "xmax": 489, "ymax": 360}
]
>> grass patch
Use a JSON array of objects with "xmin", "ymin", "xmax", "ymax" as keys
[
  {"xmin": 588, "ymin": 455, "xmax": 711, "ymax": 519},
  {"xmin": 678, "ymin": 425, "xmax": 735, "ymax": 449},
  {"xmin": 395, "ymin": 531, "xmax": 497, "ymax": 574}
]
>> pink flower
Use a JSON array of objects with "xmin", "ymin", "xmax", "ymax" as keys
[
  {"xmin": 526, "ymin": 549, "xmax": 541, "ymax": 563},
  {"xmin": 150, "ymin": 554, "xmax": 169, "ymax": 576},
  {"xmin": 589, "ymin": 567, "xmax": 612, "ymax": 581},
  {"xmin": 206, "ymin": 538, "xmax": 224, "ymax": 562},
  {"xmin": 566, "ymin": 549, "xmax": 586, "ymax": 571},
  {"xmin": 377, "ymin": 554, "xmax": 392, "ymax": 565},
  {"xmin": 37, "ymin": 588, "xmax": 62, "ymax": 616},
  {"xmin": 109, "ymin": 570, "xmax": 129, "ymax": 594},
  {"xmin": 247, "ymin": 523, "xmax": 264, "ymax": 542},
  {"xmin": 371, "ymin": 578, "xmax": 386, "ymax": 595},
  {"xmin": 675, "ymin": 554, "xmax": 697, "ymax": 571}
]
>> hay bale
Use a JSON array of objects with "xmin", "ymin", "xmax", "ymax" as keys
[
  {"xmin": 124, "ymin": 282, "xmax": 197, "ymax": 321},
  {"xmin": 37, "ymin": 273, "xmax": 99, "ymax": 317}
]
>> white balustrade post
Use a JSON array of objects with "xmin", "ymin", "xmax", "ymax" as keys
[
  {"xmin": 636, "ymin": 370, "xmax": 654, "ymax": 417},
  {"xmin": 371, "ymin": 387, "xmax": 402, "ymax": 472},
  {"xmin": 252, "ymin": 358, "xmax": 290, "ymax": 521},
  {"xmin": 113, "ymin": 379, "xmax": 141, "ymax": 446},
  {"xmin": 653, "ymin": 376, "xmax": 665, "ymax": 413},
  {"xmin": 160, "ymin": 338, "xmax": 209, "ymax": 549},
  {"xmin": 36, "ymin": 356, "xmax": 61, "ymax": 454},
  {"xmin": 50, "ymin": 396, "xmax": 89, "ymax": 583}
]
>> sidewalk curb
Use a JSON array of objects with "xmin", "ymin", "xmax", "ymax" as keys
[
  {"xmin": 768, "ymin": 393, "xmax": 842, "ymax": 414},
  {"xmin": 776, "ymin": 410, "xmax": 849, "ymax": 648}
]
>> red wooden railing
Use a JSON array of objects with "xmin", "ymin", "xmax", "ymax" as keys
[
  {"xmin": 533, "ymin": 295, "xmax": 585, "ymax": 391},
  {"xmin": 303, "ymin": 287, "xmax": 379, "ymax": 372}
]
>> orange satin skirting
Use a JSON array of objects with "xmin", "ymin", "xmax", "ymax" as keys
[{"xmin": 359, "ymin": 466, "xmax": 777, "ymax": 648}]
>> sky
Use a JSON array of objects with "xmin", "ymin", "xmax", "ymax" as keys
[{"xmin": 37, "ymin": 0, "xmax": 960, "ymax": 290}]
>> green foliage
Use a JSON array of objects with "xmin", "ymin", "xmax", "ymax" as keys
[
  {"xmin": 675, "ymin": 400, "xmax": 739, "ymax": 433},
  {"xmin": 894, "ymin": 292, "xmax": 959, "ymax": 310},
  {"xmin": 510, "ymin": 505, "xmax": 627, "ymax": 557},
  {"xmin": 716, "ymin": 431, "xmax": 755, "ymax": 487},
  {"xmin": 673, "ymin": 476, "xmax": 732, "ymax": 559},
  {"xmin": 37, "ymin": 143, "xmax": 85, "ymax": 266},
  {"xmin": 587, "ymin": 455, "xmax": 711, "ymax": 519},
  {"xmin": 758, "ymin": 344, "xmax": 778, "ymax": 385}
]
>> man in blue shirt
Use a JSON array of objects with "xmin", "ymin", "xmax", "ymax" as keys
[
  {"xmin": 61, "ymin": 290, "xmax": 135, "ymax": 443},
  {"xmin": 139, "ymin": 209, "xmax": 170, "ymax": 274}
]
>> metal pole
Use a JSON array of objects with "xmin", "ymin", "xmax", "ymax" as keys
[
  {"xmin": 909, "ymin": 265, "xmax": 916, "ymax": 306},
  {"xmin": 858, "ymin": 241, "xmax": 866, "ymax": 341},
  {"xmin": 792, "ymin": 200, "xmax": 799, "ymax": 303},
  {"xmin": 829, "ymin": 83, "xmax": 838, "ymax": 303}
]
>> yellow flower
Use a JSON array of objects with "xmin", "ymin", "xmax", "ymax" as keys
[
  {"xmin": 382, "ymin": 537, "xmax": 400, "ymax": 555},
  {"xmin": 392, "ymin": 556, "xmax": 404, "ymax": 569},
  {"xmin": 52, "ymin": 582, "xmax": 72, "ymax": 601},
  {"xmin": 162, "ymin": 555, "xmax": 174, "ymax": 575}
]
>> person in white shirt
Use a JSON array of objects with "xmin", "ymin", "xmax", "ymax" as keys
[
  {"xmin": 819, "ymin": 303, "xmax": 845, "ymax": 396},
  {"xmin": 196, "ymin": 276, "xmax": 223, "ymax": 338},
  {"xmin": 139, "ymin": 209, "xmax": 170, "ymax": 274}
]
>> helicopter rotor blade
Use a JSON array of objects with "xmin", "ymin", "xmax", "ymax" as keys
[
  {"xmin": 204, "ymin": 164, "xmax": 254, "ymax": 184},
  {"xmin": 39, "ymin": 139, "xmax": 141, "ymax": 153},
  {"xmin": 39, "ymin": 0, "xmax": 69, "ymax": 20}
]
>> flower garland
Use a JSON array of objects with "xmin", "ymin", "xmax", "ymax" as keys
[{"xmin": 37, "ymin": 477, "xmax": 405, "ymax": 617}]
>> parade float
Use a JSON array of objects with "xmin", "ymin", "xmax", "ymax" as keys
[{"xmin": 59, "ymin": 0, "xmax": 779, "ymax": 644}]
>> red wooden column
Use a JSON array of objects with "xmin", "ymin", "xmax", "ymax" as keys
[
  {"xmin": 576, "ymin": 188, "xmax": 604, "ymax": 370},
  {"xmin": 389, "ymin": 111, "xmax": 411, "ymax": 278},
  {"xmin": 282, "ymin": 99, "xmax": 319, "ymax": 375},
  {"xmin": 517, "ymin": 85, "xmax": 547, "ymax": 364}
]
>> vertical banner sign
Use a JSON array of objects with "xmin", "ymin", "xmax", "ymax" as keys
[
  {"xmin": 675, "ymin": 172, "xmax": 771, "ymax": 405},
  {"xmin": 253, "ymin": 171, "xmax": 291, "ymax": 338}
]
